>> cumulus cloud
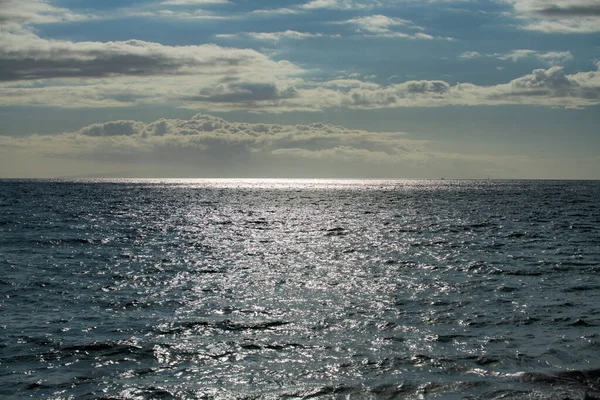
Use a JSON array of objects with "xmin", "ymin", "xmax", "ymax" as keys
[
  {"xmin": 2, "ymin": 64, "xmax": 600, "ymax": 110},
  {"xmin": 0, "ymin": 114, "xmax": 427, "ymax": 168},
  {"xmin": 310, "ymin": 65, "xmax": 600, "ymax": 109},
  {"xmin": 0, "ymin": 114, "xmax": 542, "ymax": 179}
]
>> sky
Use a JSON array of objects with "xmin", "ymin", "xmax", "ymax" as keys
[{"xmin": 0, "ymin": 0, "xmax": 599, "ymax": 179}]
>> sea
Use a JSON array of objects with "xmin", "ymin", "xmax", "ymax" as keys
[{"xmin": 0, "ymin": 179, "xmax": 599, "ymax": 400}]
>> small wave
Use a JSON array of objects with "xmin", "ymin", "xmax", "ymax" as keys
[
  {"xmin": 569, "ymin": 319, "xmax": 596, "ymax": 327},
  {"xmin": 60, "ymin": 341, "xmax": 151, "ymax": 360},
  {"xmin": 518, "ymin": 368, "xmax": 600, "ymax": 394},
  {"xmin": 324, "ymin": 227, "xmax": 348, "ymax": 236},
  {"xmin": 34, "ymin": 237, "xmax": 99, "ymax": 246},
  {"xmin": 565, "ymin": 285, "xmax": 600, "ymax": 292},
  {"xmin": 156, "ymin": 319, "xmax": 290, "ymax": 335}
]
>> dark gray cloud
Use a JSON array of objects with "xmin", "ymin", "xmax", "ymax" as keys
[
  {"xmin": 404, "ymin": 81, "xmax": 450, "ymax": 95},
  {"xmin": 0, "ymin": 35, "xmax": 277, "ymax": 81},
  {"xmin": 188, "ymin": 83, "xmax": 299, "ymax": 103},
  {"xmin": 80, "ymin": 121, "xmax": 145, "ymax": 137},
  {"xmin": 505, "ymin": 0, "xmax": 600, "ymax": 33},
  {"xmin": 531, "ymin": 4, "xmax": 600, "ymax": 17}
]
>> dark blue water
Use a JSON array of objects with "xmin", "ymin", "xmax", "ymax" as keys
[{"xmin": 1, "ymin": 179, "xmax": 599, "ymax": 399}]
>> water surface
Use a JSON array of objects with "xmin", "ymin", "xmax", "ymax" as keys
[{"xmin": 1, "ymin": 179, "xmax": 599, "ymax": 399}]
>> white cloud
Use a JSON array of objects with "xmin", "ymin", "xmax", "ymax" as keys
[
  {"xmin": 0, "ymin": 0, "xmax": 93, "ymax": 30},
  {"xmin": 335, "ymin": 14, "xmax": 452, "ymax": 39},
  {"xmin": 301, "ymin": 0, "xmax": 371, "ymax": 10},
  {"xmin": 248, "ymin": 0, "xmax": 384, "ymax": 17},
  {"xmin": 217, "ymin": 30, "xmax": 330, "ymax": 41},
  {"xmin": 249, "ymin": 8, "xmax": 302, "ymax": 17},
  {"xmin": 160, "ymin": 0, "xmax": 229, "ymax": 5},
  {"xmin": 459, "ymin": 51, "xmax": 482, "ymax": 59},
  {"xmin": 461, "ymin": 49, "xmax": 574, "ymax": 66},
  {"xmin": 498, "ymin": 49, "xmax": 574, "ymax": 65},
  {"xmin": 340, "ymin": 15, "xmax": 417, "ymax": 33}
]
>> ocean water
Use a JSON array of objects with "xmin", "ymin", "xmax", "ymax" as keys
[{"xmin": 1, "ymin": 179, "xmax": 599, "ymax": 400}]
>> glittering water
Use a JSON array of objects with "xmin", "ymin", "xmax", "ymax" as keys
[{"xmin": 1, "ymin": 179, "xmax": 599, "ymax": 399}]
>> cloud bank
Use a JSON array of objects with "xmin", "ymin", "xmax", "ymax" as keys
[{"xmin": 0, "ymin": 114, "xmax": 548, "ymax": 179}]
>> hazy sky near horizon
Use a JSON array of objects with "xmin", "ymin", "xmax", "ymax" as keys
[{"xmin": 0, "ymin": 0, "xmax": 599, "ymax": 179}]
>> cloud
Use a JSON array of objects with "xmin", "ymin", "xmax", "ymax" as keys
[
  {"xmin": 341, "ymin": 14, "xmax": 416, "ymax": 33},
  {"xmin": 160, "ymin": 0, "xmax": 229, "ymax": 5},
  {"xmin": 502, "ymin": 0, "xmax": 600, "ymax": 33},
  {"xmin": 2, "ymin": 63, "xmax": 600, "ymax": 110},
  {"xmin": 249, "ymin": 8, "xmax": 302, "ymax": 17},
  {"xmin": 0, "ymin": 0, "xmax": 92, "ymax": 28},
  {"xmin": 186, "ymin": 82, "xmax": 300, "ymax": 103},
  {"xmin": 0, "ymin": 28, "xmax": 303, "ymax": 82},
  {"xmin": 497, "ymin": 49, "xmax": 574, "ymax": 65},
  {"xmin": 0, "ymin": 114, "xmax": 542, "ymax": 179},
  {"xmin": 300, "ymin": 0, "xmax": 375, "ymax": 10},
  {"xmin": 0, "ymin": 0, "xmax": 228, "ymax": 27},
  {"xmin": 460, "ymin": 49, "xmax": 574, "ymax": 66},
  {"xmin": 0, "ymin": 5, "xmax": 597, "ymax": 113},
  {"xmin": 508, "ymin": 0, "xmax": 600, "ymax": 17},
  {"xmin": 459, "ymin": 51, "xmax": 482, "ymax": 59},
  {"xmin": 323, "ymin": 79, "xmax": 381, "ymax": 89},
  {"xmin": 335, "ymin": 14, "xmax": 452, "ymax": 39},
  {"xmin": 0, "ymin": 114, "xmax": 427, "ymax": 167},
  {"xmin": 0, "ymin": 27, "xmax": 305, "ymax": 108},
  {"xmin": 216, "ymin": 30, "xmax": 330, "ymax": 42},
  {"xmin": 248, "ymin": 0, "xmax": 388, "ymax": 17},
  {"xmin": 340, "ymin": 66, "xmax": 600, "ymax": 108}
]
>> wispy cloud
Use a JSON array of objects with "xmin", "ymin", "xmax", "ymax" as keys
[
  {"xmin": 335, "ymin": 14, "xmax": 452, "ymax": 39},
  {"xmin": 216, "ymin": 30, "xmax": 334, "ymax": 42},
  {"xmin": 459, "ymin": 51, "xmax": 482, "ymax": 59},
  {"xmin": 160, "ymin": 0, "xmax": 229, "ymax": 5},
  {"xmin": 460, "ymin": 49, "xmax": 574, "ymax": 65},
  {"xmin": 300, "ymin": 0, "xmax": 372, "ymax": 10},
  {"xmin": 497, "ymin": 49, "xmax": 574, "ymax": 65},
  {"xmin": 341, "ymin": 14, "xmax": 418, "ymax": 33},
  {"xmin": 0, "ymin": 0, "xmax": 94, "ymax": 29}
]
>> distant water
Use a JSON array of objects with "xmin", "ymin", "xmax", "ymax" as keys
[{"xmin": 1, "ymin": 179, "xmax": 599, "ymax": 399}]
